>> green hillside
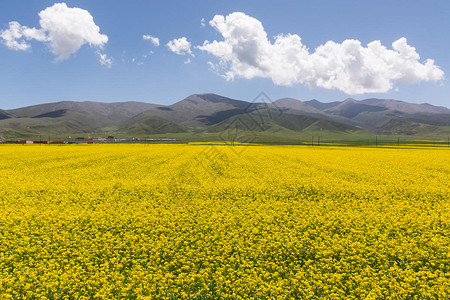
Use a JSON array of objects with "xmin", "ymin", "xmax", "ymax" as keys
[
  {"xmin": 1, "ymin": 94, "xmax": 449, "ymax": 142},
  {"xmin": 118, "ymin": 115, "xmax": 187, "ymax": 134}
]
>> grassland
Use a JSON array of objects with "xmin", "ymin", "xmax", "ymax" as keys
[{"xmin": 0, "ymin": 144, "xmax": 448, "ymax": 299}]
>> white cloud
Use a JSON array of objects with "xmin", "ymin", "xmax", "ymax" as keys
[
  {"xmin": 0, "ymin": 3, "xmax": 108, "ymax": 62},
  {"xmin": 166, "ymin": 37, "xmax": 193, "ymax": 56},
  {"xmin": 0, "ymin": 21, "xmax": 48, "ymax": 51},
  {"xmin": 142, "ymin": 51, "xmax": 154, "ymax": 59},
  {"xmin": 200, "ymin": 18, "xmax": 206, "ymax": 27},
  {"xmin": 198, "ymin": 12, "xmax": 444, "ymax": 94},
  {"xmin": 143, "ymin": 34, "xmax": 160, "ymax": 46},
  {"xmin": 0, "ymin": 22, "xmax": 33, "ymax": 51},
  {"xmin": 39, "ymin": 3, "xmax": 108, "ymax": 61},
  {"xmin": 184, "ymin": 58, "xmax": 191, "ymax": 64},
  {"xmin": 97, "ymin": 51, "xmax": 112, "ymax": 68}
]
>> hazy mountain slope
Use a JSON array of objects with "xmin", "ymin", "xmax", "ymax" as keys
[
  {"xmin": 0, "ymin": 109, "xmax": 120, "ymax": 133},
  {"xmin": 139, "ymin": 94, "xmax": 251, "ymax": 129},
  {"xmin": 272, "ymin": 110, "xmax": 360, "ymax": 133},
  {"xmin": 0, "ymin": 109, "xmax": 11, "ymax": 120},
  {"xmin": 320, "ymin": 98, "xmax": 450, "ymax": 130},
  {"xmin": 272, "ymin": 98, "xmax": 325, "ymax": 114},
  {"xmin": 1, "ymin": 101, "xmax": 160, "ymax": 138},
  {"xmin": 0, "ymin": 110, "xmax": 104, "ymax": 137},
  {"xmin": 350, "ymin": 110, "xmax": 403, "ymax": 128},
  {"xmin": 324, "ymin": 98, "xmax": 388, "ymax": 118},
  {"xmin": 273, "ymin": 97, "xmax": 364, "ymax": 128},
  {"xmin": 208, "ymin": 109, "xmax": 363, "ymax": 134},
  {"xmin": 377, "ymin": 117, "xmax": 450, "ymax": 135},
  {"xmin": 1, "ymin": 94, "xmax": 449, "ymax": 139},
  {"xmin": 404, "ymin": 113, "xmax": 450, "ymax": 126},
  {"xmin": 7, "ymin": 101, "xmax": 158, "ymax": 124},
  {"xmin": 360, "ymin": 98, "xmax": 450, "ymax": 114},
  {"xmin": 118, "ymin": 114, "xmax": 187, "ymax": 134},
  {"xmin": 304, "ymin": 99, "xmax": 341, "ymax": 110}
]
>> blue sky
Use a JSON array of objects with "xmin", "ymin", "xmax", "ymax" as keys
[{"xmin": 0, "ymin": 0, "xmax": 449, "ymax": 109}]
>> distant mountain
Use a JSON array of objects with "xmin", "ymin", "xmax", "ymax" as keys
[
  {"xmin": 0, "ymin": 109, "xmax": 11, "ymax": 120},
  {"xmin": 137, "ymin": 94, "xmax": 251, "ymax": 129},
  {"xmin": 119, "ymin": 114, "xmax": 187, "ymax": 134},
  {"xmin": 1, "ymin": 94, "xmax": 449, "ymax": 139},
  {"xmin": 360, "ymin": 98, "xmax": 450, "ymax": 114},
  {"xmin": 0, "ymin": 101, "xmax": 159, "ymax": 137},
  {"xmin": 405, "ymin": 113, "xmax": 450, "ymax": 126},
  {"xmin": 376, "ymin": 117, "xmax": 450, "ymax": 136},
  {"xmin": 310, "ymin": 98, "xmax": 450, "ymax": 132},
  {"xmin": 272, "ymin": 98, "xmax": 324, "ymax": 115},
  {"xmin": 0, "ymin": 109, "xmax": 119, "ymax": 137},
  {"xmin": 304, "ymin": 99, "xmax": 341, "ymax": 110},
  {"xmin": 324, "ymin": 98, "xmax": 388, "ymax": 119},
  {"xmin": 208, "ymin": 108, "xmax": 362, "ymax": 134},
  {"xmin": 8, "ymin": 101, "xmax": 158, "ymax": 123},
  {"xmin": 273, "ymin": 98, "xmax": 364, "ymax": 128}
]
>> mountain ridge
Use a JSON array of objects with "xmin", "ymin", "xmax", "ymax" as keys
[{"xmin": 1, "ymin": 94, "xmax": 449, "ymax": 140}]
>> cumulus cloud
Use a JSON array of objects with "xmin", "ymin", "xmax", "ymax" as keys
[
  {"xmin": 166, "ymin": 37, "xmax": 193, "ymax": 56},
  {"xmin": 143, "ymin": 34, "xmax": 160, "ymax": 46},
  {"xmin": 0, "ymin": 22, "xmax": 31, "ymax": 51},
  {"xmin": 0, "ymin": 2, "xmax": 108, "ymax": 62},
  {"xmin": 0, "ymin": 21, "xmax": 47, "ymax": 51},
  {"xmin": 200, "ymin": 18, "xmax": 206, "ymax": 27},
  {"xmin": 198, "ymin": 12, "xmax": 444, "ymax": 94}
]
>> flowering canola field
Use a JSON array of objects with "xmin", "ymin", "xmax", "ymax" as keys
[{"xmin": 0, "ymin": 144, "xmax": 449, "ymax": 299}]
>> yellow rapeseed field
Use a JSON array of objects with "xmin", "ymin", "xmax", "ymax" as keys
[{"xmin": 0, "ymin": 144, "xmax": 448, "ymax": 299}]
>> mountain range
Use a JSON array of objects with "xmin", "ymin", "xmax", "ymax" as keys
[{"xmin": 1, "ymin": 93, "xmax": 449, "ymax": 141}]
